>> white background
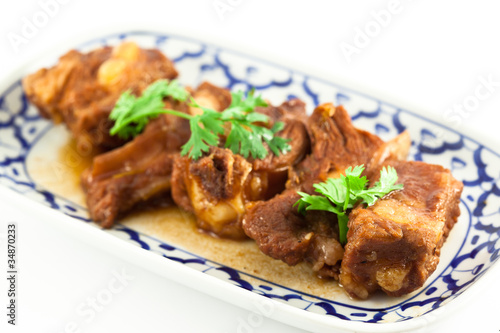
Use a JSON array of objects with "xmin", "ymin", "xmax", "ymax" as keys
[{"xmin": 1, "ymin": 0, "xmax": 500, "ymax": 332}]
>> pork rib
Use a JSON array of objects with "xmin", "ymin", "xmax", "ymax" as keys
[
  {"xmin": 171, "ymin": 99, "xmax": 310, "ymax": 239},
  {"xmin": 23, "ymin": 42, "xmax": 178, "ymax": 151},
  {"xmin": 339, "ymin": 160, "xmax": 463, "ymax": 299},
  {"xmin": 243, "ymin": 103, "xmax": 411, "ymax": 279},
  {"xmin": 82, "ymin": 82, "xmax": 231, "ymax": 228}
]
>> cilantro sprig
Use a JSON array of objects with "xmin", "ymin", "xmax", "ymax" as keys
[
  {"xmin": 109, "ymin": 80, "xmax": 291, "ymax": 160},
  {"xmin": 109, "ymin": 79, "xmax": 190, "ymax": 139},
  {"xmin": 294, "ymin": 165, "xmax": 403, "ymax": 244}
]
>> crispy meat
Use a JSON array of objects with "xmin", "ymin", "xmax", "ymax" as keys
[
  {"xmin": 82, "ymin": 82, "xmax": 231, "ymax": 228},
  {"xmin": 339, "ymin": 160, "xmax": 463, "ymax": 299},
  {"xmin": 22, "ymin": 42, "xmax": 178, "ymax": 151},
  {"xmin": 242, "ymin": 103, "xmax": 411, "ymax": 279},
  {"xmin": 171, "ymin": 99, "xmax": 310, "ymax": 239}
]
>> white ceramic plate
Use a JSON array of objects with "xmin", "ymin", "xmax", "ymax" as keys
[{"xmin": 1, "ymin": 28, "xmax": 499, "ymax": 333}]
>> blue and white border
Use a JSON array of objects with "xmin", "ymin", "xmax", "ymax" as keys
[{"xmin": 0, "ymin": 31, "xmax": 498, "ymax": 324}]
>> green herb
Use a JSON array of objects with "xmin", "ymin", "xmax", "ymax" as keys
[
  {"xmin": 294, "ymin": 165, "xmax": 403, "ymax": 244},
  {"xmin": 109, "ymin": 79, "xmax": 189, "ymax": 139},
  {"xmin": 109, "ymin": 80, "xmax": 291, "ymax": 160},
  {"xmin": 184, "ymin": 90, "xmax": 291, "ymax": 160}
]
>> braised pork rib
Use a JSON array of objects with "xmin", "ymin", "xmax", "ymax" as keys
[
  {"xmin": 339, "ymin": 160, "xmax": 463, "ymax": 298},
  {"xmin": 242, "ymin": 103, "xmax": 411, "ymax": 279},
  {"xmin": 81, "ymin": 82, "xmax": 231, "ymax": 228},
  {"xmin": 22, "ymin": 41, "xmax": 464, "ymax": 299},
  {"xmin": 22, "ymin": 42, "xmax": 178, "ymax": 151},
  {"xmin": 171, "ymin": 99, "xmax": 310, "ymax": 239}
]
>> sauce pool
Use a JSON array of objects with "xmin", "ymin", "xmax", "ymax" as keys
[{"xmin": 27, "ymin": 130, "xmax": 345, "ymax": 300}]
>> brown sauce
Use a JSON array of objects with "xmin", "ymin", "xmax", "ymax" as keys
[{"xmin": 29, "ymin": 133, "xmax": 345, "ymax": 300}]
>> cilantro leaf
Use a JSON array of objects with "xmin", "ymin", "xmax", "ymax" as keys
[
  {"xmin": 295, "ymin": 192, "xmax": 343, "ymax": 215},
  {"xmin": 181, "ymin": 113, "xmax": 221, "ymax": 160},
  {"xmin": 180, "ymin": 107, "xmax": 225, "ymax": 160},
  {"xmin": 220, "ymin": 89, "xmax": 291, "ymax": 159},
  {"xmin": 358, "ymin": 166, "xmax": 404, "ymax": 206},
  {"xmin": 294, "ymin": 165, "xmax": 403, "ymax": 244},
  {"xmin": 266, "ymin": 122, "xmax": 292, "ymax": 156},
  {"xmin": 109, "ymin": 79, "xmax": 189, "ymax": 139},
  {"xmin": 108, "ymin": 80, "xmax": 291, "ymax": 160},
  {"xmin": 313, "ymin": 178, "xmax": 347, "ymax": 207}
]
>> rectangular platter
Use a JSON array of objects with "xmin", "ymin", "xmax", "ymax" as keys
[{"xmin": 0, "ymin": 29, "xmax": 499, "ymax": 332}]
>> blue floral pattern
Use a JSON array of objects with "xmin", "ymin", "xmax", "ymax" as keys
[{"xmin": 0, "ymin": 31, "xmax": 499, "ymax": 324}]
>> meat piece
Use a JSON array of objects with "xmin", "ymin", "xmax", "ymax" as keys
[
  {"xmin": 172, "ymin": 147, "xmax": 253, "ymax": 239},
  {"xmin": 23, "ymin": 42, "xmax": 178, "ymax": 151},
  {"xmin": 244, "ymin": 190, "xmax": 344, "ymax": 277},
  {"xmin": 247, "ymin": 99, "xmax": 311, "ymax": 201},
  {"xmin": 339, "ymin": 161, "xmax": 463, "ymax": 299},
  {"xmin": 189, "ymin": 81, "xmax": 232, "ymax": 116},
  {"xmin": 242, "ymin": 103, "xmax": 411, "ymax": 278},
  {"xmin": 82, "ymin": 82, "xmax": 231, "ymax": 228},
  {"xmin": 250, "ymin": 99, "xmax": 310, "ymax": 171},
  {"xmin": 171, "ymin": 99, "xmax": 310, "ymax": 239},
  {"xmin": 367, "ymin": 130, "xmax": 411, "ymax": 174},
  {"xmin": 82, "ymin": 111, "xmax": 188, "ymax": 228},
  {"xmin": 286, "ymin": 103, "xmax": 386, "ymax": 191}
]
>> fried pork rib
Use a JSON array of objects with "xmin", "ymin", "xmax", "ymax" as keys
[
  {"xmin": 22, "ymin": 42, "xmax": 178, "ymax": 151},
  {"xmin": 340, "ymin": 161, "xmax": 463, "ymax": 299},
  {"xmin": 81, "ymin": 82, "xmax": 231, "ymax": 228},
  {"xmin": 242, "ymin": 103, "xmax": 411, "ymax": 279},
  {"xmin": 171, "ymin": 99, "xmax": 310, "ymax": 239}
]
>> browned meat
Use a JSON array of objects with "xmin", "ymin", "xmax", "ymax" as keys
[
  {"xmin": 286, "ymin": 103, "xmax": 386, "ymax": 192},
  {"xmin": 242, "ymin": 103, "xmax": 411, "ymax": 278},
  {"xmin": 22, "ymin": 42, "xmax": 178, "ymax": 151},
  {"xmin": 339, "ymin": 160, "xmax": 463, "ymax": 299},
  {"xmin": 82, "ymin": 82, "xmax": 231, "ymax": 228},
  {"xmin": 172, "ymin": 147, "xmax": 253, "ymax": 239},
  {"xmin": 171, "ymin": 99, "xmax": 310, "ymax": 239},
  {"xmin": 250, "ymin": 99, "xmax": 310, "ymax": 175},
  {"xmin": 82, "ymin": 111, "xmax": 188, "ymax": 228},
  {"xmin": 189, "ymin": 81, "xmax": 232, "ymax": 116},
  {"xmin": 244, "ymin": 190, "xmax": 344, "ymax": 278}
]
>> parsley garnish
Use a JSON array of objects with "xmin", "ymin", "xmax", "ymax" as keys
[
  {"xmin": 109, "ymin": 80, "xmax": 291, "ymax": 160},
  {"xmin": 294, "ymin": 165, "xmax": 403, "ymax": 244},
  {"xmin": 109, "ymin": 79, "xmax": 190, "ymax": 139}
]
